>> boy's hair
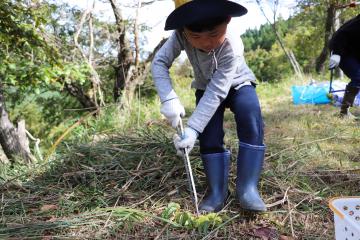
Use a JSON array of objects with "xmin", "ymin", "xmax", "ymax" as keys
[{"xmin": 184, "ymin": 16, "xmax": 229, "ymax": 32}]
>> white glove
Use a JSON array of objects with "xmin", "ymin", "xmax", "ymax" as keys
[
  {"xmin": 160, "ymin": 98, "xmax": 185, "ymax": 128},
  {"xmin": 329, "ymin": 54, "xmax": 341, "ymax": 69},
  {"xmin": 173, "ymin": 127, "xmax": 198, "ymax": 156}
]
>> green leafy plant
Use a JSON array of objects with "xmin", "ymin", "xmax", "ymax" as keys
[
  {"xmin": 193, "ymin": 213, "xmax": 222, "ymax": 234},
  {"xmin": 161, "ymin": 203, "xmax": 223, "ymax": 233},
  {"xmin": 161, "ymin": 202, "xmax": 180, "ymax": 220}
]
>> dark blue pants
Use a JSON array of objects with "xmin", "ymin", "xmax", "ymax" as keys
[
  {"xmin": 195, "ymin": 85, "xmax": 264, "ymax": 154},
  {"xmin": 339, "ymin": 56, "xmax": 360, "ymax": 88}
]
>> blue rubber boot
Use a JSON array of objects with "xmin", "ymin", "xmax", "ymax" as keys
[
  {"xmin": 236, "ymin": 142, "xmax": 267, "ymax": 212},
  {"xmin": 199, "ymin": 151, "xmax": 230, "ymax": 213}
]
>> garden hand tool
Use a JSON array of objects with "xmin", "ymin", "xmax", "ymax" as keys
[
  {"xmin": 177, "ymin": 118, "xmax": 200, "ymax": 216},
  {"xmin": 328, "ymin": 66, "xmax": 344, "ymax": 94}
]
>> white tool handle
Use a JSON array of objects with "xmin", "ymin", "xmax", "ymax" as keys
[{"xmin": 178, "ymin": 118, "xmax": 200, "ymax": 216}]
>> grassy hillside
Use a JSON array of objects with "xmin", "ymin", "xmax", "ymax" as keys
[{"xmin": 1, "ymin": 74, "xmax": 359, "ymax": 239}]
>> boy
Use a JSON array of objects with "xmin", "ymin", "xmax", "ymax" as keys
[
  {"xmin": 329, "ymin": 14, "xmax": 360, "ymax": 118},
  {"xmin": 151, "ymin": 0, "xmax": 266, "ymax": 213}
]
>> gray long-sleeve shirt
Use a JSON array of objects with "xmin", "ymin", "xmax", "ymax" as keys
[{"xmin": 151, "ymin": 29, "xmax": 256, "ymax": 133}]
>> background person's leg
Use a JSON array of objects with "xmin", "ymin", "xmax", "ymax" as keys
[{"xmin": 339, "ymin": 56, "xmax": 360, "ymax": 117}]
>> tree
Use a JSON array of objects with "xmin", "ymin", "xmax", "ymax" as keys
[
  {"xmin": 242, "ymin": 20, "xmax": 289, "ymax": 52},
  {"xmin": 315, "ymin": 2, "xmax": 336, "ymax": 73},
  {"xmin": 0, "ymin": 1, "xmax": 95, "ymax": 162},
  {"xmin": 109, "ymin": 0, "xmax": 134, "ymax": 102},
  {"xmin": 0, "ymin": 1, "xmax": 53, "ymax": 163},
  {"xmin": 295, "ymin": 0, "xmax": 358, "ymax": 73},
  {"xmin": 73, "ymin": 0, "xmax": 104, "ymax": 108},
  {"xmin": 255, "ymin": 0, "xmax": 303, "ymax": 77},
  {"xmin": 109, "ymin": 0, "xmax": 168, "ymax": 102},
  {"xmin": 0, "ymin": 78, "xmax": 35, "ymax": 163}
]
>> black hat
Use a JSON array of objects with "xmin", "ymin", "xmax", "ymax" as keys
[{"xmin": 165, "ymin": 0, "xmax": 248, "ymax": 30}]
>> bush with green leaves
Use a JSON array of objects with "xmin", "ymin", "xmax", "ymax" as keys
[{"xmin": 245, "ymin": 46, "xmax": 292, "ymax": 82}]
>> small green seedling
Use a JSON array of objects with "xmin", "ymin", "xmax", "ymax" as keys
[{"xmin": 161, "ymin": 202, "xmax": 223, "ymax": 233}]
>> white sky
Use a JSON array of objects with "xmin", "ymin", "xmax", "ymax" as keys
[{"xmin": 59, "ymin": 0, "xmax": 296, "ymax": 50}]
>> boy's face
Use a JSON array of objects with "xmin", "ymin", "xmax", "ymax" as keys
[{"xmin": 183, "ymin": 20, "xmax": 229, "ymax": 53}]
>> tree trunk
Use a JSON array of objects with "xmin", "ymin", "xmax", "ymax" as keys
[
  {"xmin": 134, "ymin": 0, "xmax": 141, "ymax": 67},
  {"xmin": 126, "ymin": 38, "xmax": 168, "ymax": 98},
  {"xmin": 109, "ymin": 0, "xmax": 134, "ymax": 102},
  {"xmin": 0, "ymin": 145, "xmax": 9, "ymax": 164},
  {"xmin": 73, "ymin": 2, "xmax": 104, "ymax": 106},
  {"xmin": 145, "ymin": 38, "xmax": 168, "ymax": 63},
  {"xmin": 315, "ymin": 3, "xmax": 336, "ymax": 73},
  {"xmin": 0, "ymin": 80, "xmax": 35, "ymax": 163},
  {"xmin": 64, "ymin": 82, "xmax": 99, "ymax": 111}
]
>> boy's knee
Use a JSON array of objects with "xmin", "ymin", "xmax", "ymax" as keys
[
  {"xmin": 236, "ymin": 116, "xmax": 264, "ymax": 145},
  {"xmin": 200, "ymin": 145, "xmax": 226, "ymax": 155}
]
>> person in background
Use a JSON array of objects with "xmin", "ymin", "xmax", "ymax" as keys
[
  {"xmin": 329, "ymin": 14, "xmax": 360, "ymax": 118},
  {"xmin": 151, "ymin": 0, "xmax": 267, "ymax": 213}
]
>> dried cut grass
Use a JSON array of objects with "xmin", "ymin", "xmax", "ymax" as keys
[{"xmin": 1, "ymin": 79, "xmax": 360, "ymax": 239}]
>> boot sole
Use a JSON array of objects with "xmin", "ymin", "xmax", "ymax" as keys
[
  {"xmin": 239, "ymin": 205, "xmax": 267, "ymax": 212},
  {"xmin": 237, "ymin": 200, "xmax": 267, "ymax": 212}
]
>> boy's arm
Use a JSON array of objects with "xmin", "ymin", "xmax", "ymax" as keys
[
  {"xmin": 151, "ymin": 31, "xmax": 183, "ymax": 102},
  {"xmin": 187, "ymin": 46, "xmax": 242, "ymax": 133}
]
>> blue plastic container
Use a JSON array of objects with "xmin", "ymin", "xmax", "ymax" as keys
[{"xmin": 291, "ymin": 84, "xmax": 331, "ymax": 105}]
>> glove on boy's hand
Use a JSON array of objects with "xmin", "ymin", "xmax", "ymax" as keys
[
  {"xmin": 160, "ymin": 98, "xmax": 185, "ymax": 128},
  {"xmin": 329, "ymin": 54, "xmax": 341, "ymax": 69},
  {"xmin": 173, "ymin": 127, "xmax": 198, "ymax": 156}
]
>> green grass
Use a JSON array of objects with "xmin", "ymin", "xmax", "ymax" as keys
[{"xmin": 0, "ymin": 74, "xmax": 359, "ymax": 239}]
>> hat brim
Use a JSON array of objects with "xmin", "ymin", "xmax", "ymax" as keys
[{"xmin": 165, "ymin": 0, "xmax": 247, "ymax": 30}]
